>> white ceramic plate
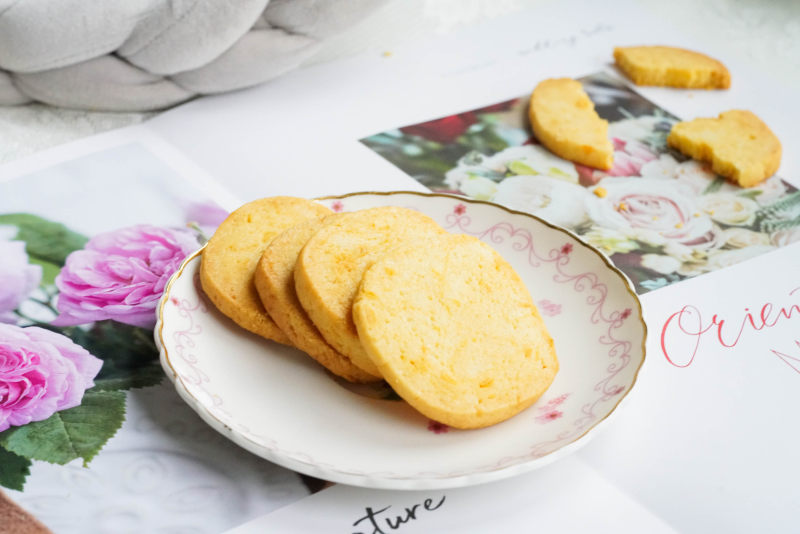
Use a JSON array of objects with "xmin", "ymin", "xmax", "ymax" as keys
[{"xmin": 156, "ymin": 192, "xmax": 646, "ymax": 490}]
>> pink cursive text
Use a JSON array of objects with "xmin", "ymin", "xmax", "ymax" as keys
[{"xmin": 660, "ymin": 287, "xmax": 800, "ymax": 368}]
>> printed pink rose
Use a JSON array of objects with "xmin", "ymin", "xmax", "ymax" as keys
[
  {"xmin": 576, "ymin": 139, "xmax": 658, "ymax": 185},
  {"xmin": 53, "ymin": 225, "xmax": 198, "ymax": 328},
  {"xmin": 586, "ymin": 177, "xmax": 720, "ymax": 251},
  {"xmin": 0, "ymin": 240, "xmax": 42, "ymax": 324},
  {"xmin": 0, "ymin": 323, "xmax": 102, "ymax": 432}
]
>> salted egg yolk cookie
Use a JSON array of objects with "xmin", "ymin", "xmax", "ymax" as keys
[
  {"xmin": 353, "ymin": 233, "xmax": 559, "ymax": 429},
  {"xmin": 667, "ymin": 109, "xmax": 781, "ymax": 188},
  {"xmin": 294, "ymin": 206, "xmax": 446, "ymax": 378},
  {"xmin": 200, "ymin": 196, "xmax": 331, "ymax": 344},
  {"xmin": 613, "ymin": 45, "xmax": 730, "ymax": 89},
  {"xmin": 529, "ymin": 78, "xmax": 614, "ymax": 170},
  {"xmin": 254, "ymin": 215, "xmax": 378, "ymax": 383}
]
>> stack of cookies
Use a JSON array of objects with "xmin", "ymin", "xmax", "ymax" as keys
[{"xmin": 200, "ymin": 197, "xmax": 559, "ymax": 429}]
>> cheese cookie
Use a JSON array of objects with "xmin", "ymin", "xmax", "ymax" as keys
[
  {"xmin": 254, "ymin": 215, "xmax": 378, "ymax": 383},
  {"xmin": 294, "ymin": 207, "xmax": 445, "ymax": 377},
  {"xmin": 613, "ymin": 45, "xmax": 730, "ymax": 89},
  {"xmin": 353, "ymin": 233, "xmax": 559, "ymax": 429},
  {"xmin": 200, "ymin": 197, "xmax": 331, "ymax": 344},
  {"xmin": 529, "ymin": 78, "xmax": 613, "ymax": 170},
  {"xmin": 667, "ymin": 110, "xmax": 781, "ymax": 187}
]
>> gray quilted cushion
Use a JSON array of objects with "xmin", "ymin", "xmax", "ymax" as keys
[{"xmin": 0, "ymin": 0, "xmax": 387, "ymax": 111}]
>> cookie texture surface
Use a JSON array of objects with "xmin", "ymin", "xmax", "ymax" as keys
[
  {"xmin": 254, "ymin": 215, "xmax": 378, "ymax": 383},
  {"xmin": 613, "ymin": 45, "xmax": 730, "ymax": 89},
  {"xmin": 295, "ymin": 207, "xmax": 445, "ymax": 377},
  {"xmin": 353, "ymin": 233, "xmax": 558, "ymax": 429},
  {"xmin": 529, "ymin": 78, "xmax": 613, "ymax": 170},
  {"xmin": 200, "ymin": 197, "xmax": 331, "ymax": 344},
  {"xmin": 667, "ymin": 110, "xmax": 781, "ymax": 188}
]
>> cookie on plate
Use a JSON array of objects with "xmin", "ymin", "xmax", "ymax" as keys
[
  {"xmin": 667, "ymin": 109, "xmax": 781, "ymax": 187},
  {"xmin": 294, "ymin": 206, "xmax": 446, "ymax": 378},
  {"xmin": 353, "ymin": 233, "xmax": 558, "ymax": 429},
  {"xmin": 200, "ymin": 196, "xmax": 331, "ymax": 344},
  {"xmin": 529, "ymin": 78, "xmax": 613, "ymax": 170},
  {"xmin": 613, "ymin": 45, "xmax": 730, "ymax": 89},
  {"xmin": 254, "ymin": 215, "xmax": 378, "ymax": 383}
]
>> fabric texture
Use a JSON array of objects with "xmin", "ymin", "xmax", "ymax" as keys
[{"xmin": 0, "ymin": 0, "xmax": 387, "ymax": 111}]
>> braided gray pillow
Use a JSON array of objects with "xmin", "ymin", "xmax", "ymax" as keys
[{"xmin": 0, "ymin": 0, "xmax": 387, "ymax": 111}]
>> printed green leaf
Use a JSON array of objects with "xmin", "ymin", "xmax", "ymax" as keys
[
  {"xmin": 702, "ymin": 177, "xmax": 726, "ymax": 195},
  {"xmin": 0, "ymin": 390, "xmax": 126, "ymax": 466},
  {"xmin": 549, "ymin": 167, "xmax": 573, "ymax": 179},
  {"xmin": 737, "ymin": 190, "xmax": 762, "ymax": 200},
  {"xmin": 508, "ymin": 161, "xmax": 538, "ymax": 175},
  {"xmin": 92, "ymin": 363, "xmax": 164, "ymax": 391},
  {"xmin": 0, "ymin": 213, "xmax": 88, "ymax": 266},
  {"xmin": 27, "ymin": 257, "xmax": 61, "ymax": 287},
  {"xmin": 80, "ymin": 322, "xmax": 159, "ymax": 382},
  {"xmin": 761, "ymin": 216, "xmax": 800, "ymax": 233},
  {"xmin": 0, "ymin": 447, "xmax": 31, "ymax": 491}
]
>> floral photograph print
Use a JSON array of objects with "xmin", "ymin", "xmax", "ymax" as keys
[
  {"xmin": 361, "ymin": 72, "xmax": 800, "ymax": 293},
  {"xmin": 0, "ymin": 144, "xmax": 228, "ymax": 492}
]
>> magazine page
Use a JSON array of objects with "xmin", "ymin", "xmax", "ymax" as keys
[{"xmin": 0, "ymin": 129, "xmax": 312, "ymax": 532}]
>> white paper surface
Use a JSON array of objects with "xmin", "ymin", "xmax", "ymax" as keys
[
  {"xmin": 581, "ymin": 243, "xmax": 800, "ymax": 533},
  {"xmin": 228, "ymin": 457, "xmax": 678, "ymax": 534}
]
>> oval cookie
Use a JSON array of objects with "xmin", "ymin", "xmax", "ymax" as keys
[
  {"xmin": 353, "ymin": 233, "xmax": 559, "ymax": 429},
  {"xmin": 200, "ymin": 196, "xmax": 331, "ymax": 344},
  {"xmin": 294, "ymin": 207, "xmax": 445, "ymax": 377},
  {"xmin": 254, "ymin": 215, "xmax": 378, "ymax": 383}
]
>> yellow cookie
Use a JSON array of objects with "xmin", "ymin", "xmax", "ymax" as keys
[
  {"xmin": 254, "ymin": 215, "xmax": 378, "ymax": 383},
  {"xmin": 294, "ymin": 207, "xmax": 446, "ymax": 377},
  {"xmin": 667, "ymin": 110, "xmax": 781, "ymax": 188},
  {"xmin": 200, "ymin": 197, "xmax": 331, "ymax": 344},
  {"xmin": 614, "ymin": 45, "xmax": 730, "ymax": 89},
  {"xmin": 529, "ymin": 78, "xmax": 613, "ymax": 170},
  {"xmin": 353, "ymin": 233, "xmax": 558, "ymax": 429}
]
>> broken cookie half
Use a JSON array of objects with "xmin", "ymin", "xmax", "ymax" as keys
[
  {"xmin": 667, "ymin": 110, "xmax": 781, "ymax": 188},
  {"xmin": 529, "ymin": 78, "xmax": 614, "ymax": 170}
]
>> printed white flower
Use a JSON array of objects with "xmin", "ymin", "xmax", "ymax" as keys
[
  {"xmin": 629, "ymin": 228, "xmax": 668, "ymax": 248},
  {"xmin": 673, "ymin": 160, "xmax": 736, "ymax": 195},
  {"xmin": 753, "ymin": 175, "xmax": 789, "ymax": 206},
  {"xmin": 583, "ymin": 227, "xmax": 639, "ymax": 255},
  {"xmin": 663, "ymin": 241, "xmax": 705, "ymax": 263},
  {"xmin": 721, "ymin": 227, "xmax": 771, "ymax": 248},
  {"xmin": 639, "ymin": 154, "xmax": 680, "ymax": 180},
  {"xmin": 677, "ymin": 260, "xmax": 709, "ymax": 277},
  {"xmin": 771, "ymin": 227, "xmax": 800, "ymax": 247},
  {"xmin": 641, "ymin": 253, "xmax": 681, "ymax": 274},
  {"xmin": 459, "ymin": 175, "xmax": 497, "ymax": 200},
  {"xmin": 704, "ymin": 245, "xmax": 777, "ymax": 271},
  {"xmin": 491, "ymin": 175, "xmax": 590, "ymax": 229},
  {"xmin": 586, "ymin": 177, "xmax": 718, "ymax": 250},
  {"xmin": 444, "ymin": 145, "xmax": 578, "ymax": 191},
  {"xmin": 608, "ymin": 115, "xmax": 672, "ymax": 143},
  {"xmin": 700, "ymin": 193, "xmax": 760, "ymax": 226}
]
